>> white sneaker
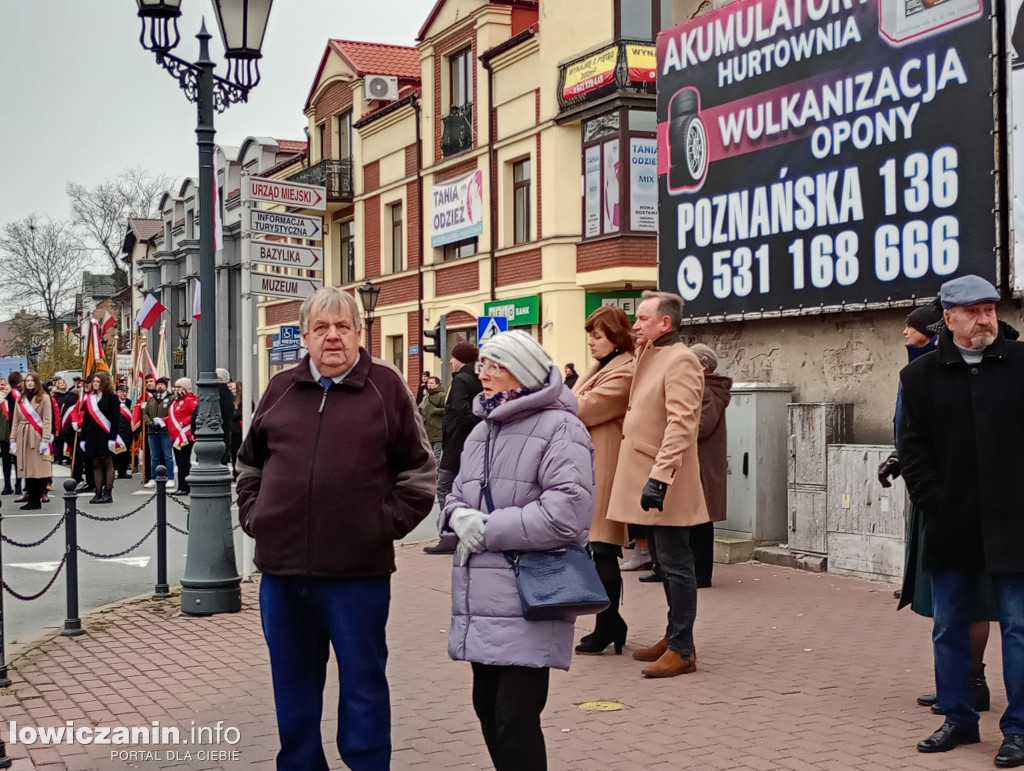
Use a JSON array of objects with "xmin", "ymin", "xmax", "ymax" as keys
[
  {"xmin": 144, "ymin": 480, "xmax": 156, "ymax": 489},
  {"xmin": 166, "ymin": 479, "xmax": 176, "ymax": 490},
  {"xmin": 620, "ymin": 547, "xmax": 652, "ymax": 571}
]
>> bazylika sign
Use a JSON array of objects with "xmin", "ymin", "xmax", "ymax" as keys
[
  {"xmin": 431, "ymin": 170, "xmax": 484, "ymax": 247},
  {"xmin": 656, "ymin": 0, "xmax": 997, "ymax": 317}
]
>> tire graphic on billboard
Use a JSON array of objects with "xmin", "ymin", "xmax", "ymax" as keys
[{"xmin": 668, "ymin": 88, "xmax": 708, "ymax": 193}]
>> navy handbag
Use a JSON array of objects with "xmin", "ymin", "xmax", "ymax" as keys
[{"xmin": 481, "ymin": 432, "xmax": 609, "ymax": 622}]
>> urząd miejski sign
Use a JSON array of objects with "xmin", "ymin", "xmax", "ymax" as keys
[{"xmin": 656, "ymin": 0, "xmax": 997, "ymax": 318}]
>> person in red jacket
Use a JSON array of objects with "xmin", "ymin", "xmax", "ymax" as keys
[
  {"xmin": 236, "ymin": 286, "xmax": 435, "ymax": 771},
  {"xmin": 169, "ymin": 378, "xmax": 198, "ymax": 495}
]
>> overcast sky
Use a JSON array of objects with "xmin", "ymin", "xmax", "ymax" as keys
[{"xmin": 0, "ymin": 1, "xmax": 432, "ymax": 229}]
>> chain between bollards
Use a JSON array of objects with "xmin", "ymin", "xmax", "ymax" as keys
[
  {"xmin": 154, "ymin": 466, "xmax": 170, "ymax": 598},
  {"xmin": 62, "ymin": 479, "xmax": 83, "ymax": 637},
  {"xmin": 0, "ymin": 497, "xmax": 10, "ymax": 689}
]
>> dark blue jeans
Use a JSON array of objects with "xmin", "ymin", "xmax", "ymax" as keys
[
  {"xmin": 260, "ymin": 574, "xmax": 392, "ymax": 771},
  {"xmin": 147, "ymin": 432, "xmax": 174, "ymax": 481},
  {"xmin": 932, "ymin": 571, "xmax": 1024, "ymax": 735},
  {"xmin": 648, "ymin": 525, "xmax": 697, "ymax": 655}
]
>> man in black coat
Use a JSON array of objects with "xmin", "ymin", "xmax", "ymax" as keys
[
  {"xmin": 423, "ymin": 341, "xmax": 482, "ymax": 555},
  {"xmin": 899, "ymin": 275, "xmax": 1024, "ymax": 766}
]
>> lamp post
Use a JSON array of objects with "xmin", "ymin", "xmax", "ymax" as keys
[
  {"xmin": 357, "ymin": 280, "xmax": 381, "ymax": 354},
  {"xmin": 135, "ymin": 0, "xmax": 273, "ymax": 616},
  {"xmin": 177, "ymin": 319, "xmax": 192, "ymax": 378}
]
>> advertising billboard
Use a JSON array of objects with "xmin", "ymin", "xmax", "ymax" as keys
[
  {"xmin": 1011, "ymin": 0, "xmax": 1024, "ymax": 291},
  {"xmin": 657, "ymin": 0, "xmax": 997, "ymax": 317},
  {"xmin": 431, "ymin": 170, "xmax": 485, "ymax": 248}
]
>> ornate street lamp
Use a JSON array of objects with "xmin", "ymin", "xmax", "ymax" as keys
[
  {"xmin": 357, "ymin": 280, "xmax": 381, "ymax": 353},
  {"xmin": 135, "ymin": 0, "xmax": 274, "ymax": 616},
  {"xmin": 177, "ymin": 319, "xmax": 192, "ymax": 378}
]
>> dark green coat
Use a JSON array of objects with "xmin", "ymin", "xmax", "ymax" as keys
[
  {"xmin": 420, "ymin": 386, "xmax": 445, "ymax": 443},
  {"xmin": 898, "ymin": 327, "xmax": 1024, "ymax": 574}
]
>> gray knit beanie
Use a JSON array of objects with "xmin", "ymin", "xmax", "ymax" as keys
[
  {"xmin": 479, "ymin": 330, "xmax": 553, "ymax": 390},
  {"xmin": 690, "ymin": 343, "xmax": 718, "ymax": 373}
]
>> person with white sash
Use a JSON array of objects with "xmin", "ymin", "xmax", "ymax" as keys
[
  {"xmin": 9, "ymin": 372, "xmax": 52, "ymax": 511},
  {"xmin": 81, "ymin": 371, "xmax": 121, "ymax": 504}
]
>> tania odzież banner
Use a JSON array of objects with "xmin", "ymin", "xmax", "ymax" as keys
[{"xmin": 656, "ymin": 0, "xmax": 996, "ymax": 318}]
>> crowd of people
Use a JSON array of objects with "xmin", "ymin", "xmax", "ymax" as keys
[{"xmin": 0, "ymin": 367, "xmax": 246, "ymax": 509}]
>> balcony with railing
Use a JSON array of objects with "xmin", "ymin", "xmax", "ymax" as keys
[
  {"xmin": 288, "ymin": 157, "xmax": 354, "ymax": 202},
  {"xmin": 441, "ymin": 102, "xmax": 473, "ymax": 157},
  {"xmin": 557, "ymin": 40, "xmax": 656, "ymax": 114}
]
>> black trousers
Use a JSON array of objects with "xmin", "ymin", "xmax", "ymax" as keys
[
  {"xmin": 173, "ymin": 445, "xmax": 192, "ymax": 493},
  {"xmin": 471, "ymin": 663, "xmax": 549, "ymax": 771},
  {"xmin": 648, "ymin": 525, "xmax": 698, "ymax": 655},
  {"xmin": 691, "ymin": 520, "xmax": 716, "ymax": 587},
  {"xmin": 0, "ymin": 442, "xmax": 18, "ymax": 493}
]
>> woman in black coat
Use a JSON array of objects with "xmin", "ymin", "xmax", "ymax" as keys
[{"xmin": 81, "ymin": 371, "xmax": 120, "ymax": 504}]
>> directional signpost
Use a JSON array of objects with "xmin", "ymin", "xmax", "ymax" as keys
[
  {"xmin": 249, "ymin": 209, "xmax": 323, "ymax": 239},
  {"xmin": 252, "ymin": 273, "xmax": 321, "ymax": 301},
  {"xmin": 477, "ymin": 315, "xmax": 508, "ymax": 346},
  {"xmin": 251, "ymin": 242, "xmax": 322, "ymax": 270},
  {"xmin": 243, "ymin": 177, "xmax": 326, "ymax": 210}
]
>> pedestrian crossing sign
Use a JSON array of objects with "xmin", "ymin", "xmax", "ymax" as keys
[{"xmin": 477, "ymin": 315, "xmax": 508, "ymax": 346}]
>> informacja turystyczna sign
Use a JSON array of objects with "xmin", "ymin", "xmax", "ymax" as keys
[{"xmin": 656, "ymin": 0, "xmax": 996, "ymax": 317}]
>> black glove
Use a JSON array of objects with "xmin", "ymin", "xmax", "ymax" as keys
[
  {"xmin": 640, "ymin": 478, "xmax": 667, "ymax": 511},
  {"xmin": 877, "ymin": 455, "xmax": 901, "ymax": 488}
]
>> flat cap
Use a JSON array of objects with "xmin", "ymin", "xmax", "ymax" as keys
[{"xmin": 939, "ymin": 275, "xmax": 999, "ymax": 309}]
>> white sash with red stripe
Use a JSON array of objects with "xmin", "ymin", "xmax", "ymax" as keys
[
  {"xmin": 17, "ymin": 397, "xmax": 52, "ymax": 459},
  {"xmin": 86, "ymin": 394, "xmax": 126, "ymax": 453},
  {"xmin": 169, "ymin": 400, "xmax": 192, "ymax": 450},
  {"xmin": 2, "ymin": 388, "xmax": 19, "ymax": 421}
]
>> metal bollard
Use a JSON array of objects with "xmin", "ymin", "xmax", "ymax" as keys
[
  {"xmin": 62, "ymin": 478, "xmax": 83, "ymax": 637},
  {"xmin": 154, "ymin": 465, "xmax": 170, "ymax": 598},
  {"xmin": 0, "ymin": 498, "xmax": 10, "ymax": 689}
]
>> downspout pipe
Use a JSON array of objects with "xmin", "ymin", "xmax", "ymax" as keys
[
  {"xmin": 482, "ymin": 57, "xmax": 497, "ymax": 302},
  {"xmin": 414, "ymin": 95, "xmax": 425, "ymax": 377}
]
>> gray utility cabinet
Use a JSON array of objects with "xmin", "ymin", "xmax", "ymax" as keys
[
  {"xmin": 720, "ymin": 383, "xmax": 794, "ymax": 542},
  {"xmin": 826, "ymin": 444, "xmax": 907, "ymax": 580},
  {"xmin": 787, "ymin": 403, "xmax": 853, "ymax": 554}
]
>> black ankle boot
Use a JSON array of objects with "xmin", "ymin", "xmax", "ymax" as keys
[
  {"xmin": 99, "ymin": 486, "xmax": 113, "ymax": 504},
  {"xmin": 973, "ymin": 664, "xmax": 990, "ymax": 712},
  {"xmin": 88, "ymin": 487, "xmax": 103, "ymax": 504},
  {"xmin": 575, "ymin": 614, "xmax": 627, "ymax": 655},
  {"xmin": 576, "ymin": 554, "xmax": 626, "ymax": 655}
]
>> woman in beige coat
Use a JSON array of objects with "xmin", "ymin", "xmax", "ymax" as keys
[
  {"xmin": 10, "ymin": 372, "xmax": 53, "ymax": 510},
  {"xmin": 572, "ymin": 306, "xmax": 635, "ymax": 655}
]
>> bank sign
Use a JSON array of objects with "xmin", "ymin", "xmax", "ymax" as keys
[
  {"xmin": 431, "ymin": 170, "xmax": 485, "ymax": 247},
  {"xmin": 657, "ymin": 0, "xmax": 996, "ymax": 317}
]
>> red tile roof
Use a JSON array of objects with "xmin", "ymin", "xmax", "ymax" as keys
[
  {"xmin": 328, "ymin": 40, "xmax": 421, "ymax": 80},
  {"xmin": 129, "ymin": 218, "xmax": 163, "ymax": 242},
  {"xmin": 277, "ymin": 139, "xmax": 308, "ymax": 152}
]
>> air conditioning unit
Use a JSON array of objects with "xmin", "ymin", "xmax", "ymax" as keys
[{"xmin": 365, "ymin": 74, "xmax": 399, "ymax": 102}]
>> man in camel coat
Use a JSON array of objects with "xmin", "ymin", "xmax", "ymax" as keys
[{"xmin": 607, "ymin": 290, "xmax": 709, "ymax": 678}]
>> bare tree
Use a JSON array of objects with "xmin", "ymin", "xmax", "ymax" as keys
[
  {"xmin": 67, "ymin": 166, "xmax": 172, "ymax": 274},
  {"xmin": 0, "ymin": 214, "xmax": 86, "ymax": 327}
]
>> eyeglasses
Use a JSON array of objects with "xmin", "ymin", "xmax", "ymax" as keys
[{"xmin": 474, "ymin": 361, "xmax": 505, "ymax": 377}]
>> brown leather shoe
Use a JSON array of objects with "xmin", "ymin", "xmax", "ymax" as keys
[
  {"xmin": 641, "ymin": 649, "xmax": 697, "ymax": 678},
  {"xmin": 632, "ymin": 637, "xmax": 669, "ymax": 662}
]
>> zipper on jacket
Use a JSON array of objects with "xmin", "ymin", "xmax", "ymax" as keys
[{"xmin": 307, "ymin": 386, "xmax": 328, "ymax": 572}]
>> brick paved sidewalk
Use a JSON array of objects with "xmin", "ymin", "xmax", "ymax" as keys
[{"xmin": 0, "ymin": 546, "xmax": 1008, "ymax": 770}]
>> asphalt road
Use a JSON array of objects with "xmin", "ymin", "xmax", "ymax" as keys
[{"xmin": 0, "ymin": 463, "xmax": 442, "ymax": 648}]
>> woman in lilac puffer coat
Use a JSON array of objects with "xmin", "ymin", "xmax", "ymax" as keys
[{"xmin": 441, "ymin": 330, "xmax": 595, "ymax": 771}]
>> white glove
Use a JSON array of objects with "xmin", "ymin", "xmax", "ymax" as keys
[
  {"xmin": 455, "ymin": 541, "xmax": 473, "ymax": 567},
  {"xmin": 38, "ymin": 440, "xmax": 47, "ymax": 454},
  {"xmin": 153, "ymin": 418, "xmax": 165, "ymax": 428},
  {"xmin": 108, "ymin": 440, "xmax": 116, "ymax": 452},
  {"xmin": 80, "ymin": 440, "xmax": 86, "ymax": 451},
  {"xmin": 449, "ymin": 508, "xmax": 489, "ymax": 553},
  {"xmin": 9, "ymin": 441, "xmax": 15, "ymax": 455}
]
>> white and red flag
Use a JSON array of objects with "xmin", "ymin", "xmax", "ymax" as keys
[{"xmin": 136, "ymin": 293, "xmax": 166, "ymax": 330}]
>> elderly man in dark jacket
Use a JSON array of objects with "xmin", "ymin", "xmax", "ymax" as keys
[
  {"xmin": 236, "ymin": 286, "xmax": 435, "ymax": 771},
  {"xmin": 424, "ymin": 341, "xmax": 482, "ymax": 555},
  {"xmin": 899, "ymin": 275, "xmax": 1024, "ymax": 767}
]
